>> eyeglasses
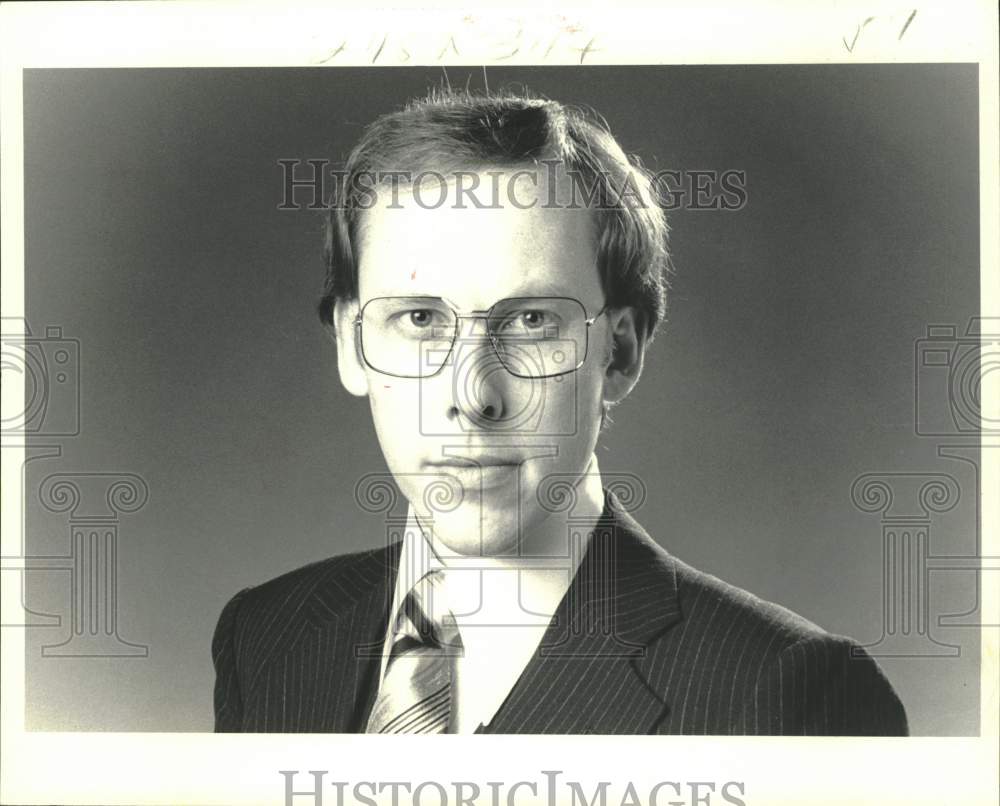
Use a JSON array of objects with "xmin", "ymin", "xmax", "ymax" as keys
[{"xmin": 354, "ymin": 296, "xmax": 609, "ymax": 379}]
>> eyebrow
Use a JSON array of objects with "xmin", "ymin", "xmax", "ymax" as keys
[
  {"xmin": 502, "ymin": 282, "xmax": 573, "ymax": 298},
  {"xmin": 363, "ymin": 278, "xmax": 590, "ymax": 312}
]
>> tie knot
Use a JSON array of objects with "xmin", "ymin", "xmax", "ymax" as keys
[{"xmin": 392, "ymin": 570, "xmax": 462, "ymax": 656}]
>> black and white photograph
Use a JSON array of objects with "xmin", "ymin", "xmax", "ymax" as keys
[{"xmin": 2, "ymin": 3, "xmax": 997, "ymax": 805}]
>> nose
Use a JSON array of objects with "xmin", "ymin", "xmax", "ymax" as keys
[{"xmin": 446, "ymin": 317, "xmax": 507, "ymax": 428}]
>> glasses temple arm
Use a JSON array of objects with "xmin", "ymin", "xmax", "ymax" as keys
[{"xmin": 585, "ymin": 305, "xmax": 611, "ymax": 327}]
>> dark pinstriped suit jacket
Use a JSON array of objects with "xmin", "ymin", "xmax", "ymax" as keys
[{"xmin": 212, "ymin": 489, "xmax": 908, "ymax": 735}]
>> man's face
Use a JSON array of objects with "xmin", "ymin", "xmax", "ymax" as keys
[{"xmin": 338, "ymin": 169, "xmax": 612, "ymax": 556}]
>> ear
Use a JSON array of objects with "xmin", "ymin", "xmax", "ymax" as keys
[
  {"xmin": 332, "ymin": 298, "xmax": 369, "ymax": 397},
  {"xmin": 601, "ymin": 306, "xmax": 646, "ymax": 406}
]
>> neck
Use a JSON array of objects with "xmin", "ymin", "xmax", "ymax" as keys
[
  {"xmin": 414, "ymin": 454, "xmax": 605, "ymax": 571},
  {"xmin": 402, "ymin": 455, "xmax": 607, "ymax": 650}
]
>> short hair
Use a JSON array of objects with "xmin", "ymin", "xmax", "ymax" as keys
[{"xmin": 317, "ymin": 88, "xmax": 671, "ymax": 342}]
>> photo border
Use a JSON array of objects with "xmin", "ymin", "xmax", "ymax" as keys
[{"xmin": 2, "ymin": 2, "xmax": 997, "ymax": 804}]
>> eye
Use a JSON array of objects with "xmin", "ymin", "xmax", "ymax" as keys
[
  {"xmin": 500, "ymin": 310, "xmax": 547, "ymax": 331},
  {"xmin": 409, "ymin": 310, "xmax": 435, "ymax": 327},
  {"xmin": 385, "ymin": 307, "xmax": 449, "ymax": 334}
]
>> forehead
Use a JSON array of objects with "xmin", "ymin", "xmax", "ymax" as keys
[{"xmin": 355, "ymin": 170, "xmax": 602, "ymax": 308}]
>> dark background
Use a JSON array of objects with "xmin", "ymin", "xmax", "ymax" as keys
[{"xmin": 22, "ymin": 65, "xmax": 980, "ymax": 733}]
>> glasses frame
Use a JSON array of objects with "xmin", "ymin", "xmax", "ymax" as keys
[{"xmin": 354, "ymin": 295, "xmax": 609, "ymax": 379}]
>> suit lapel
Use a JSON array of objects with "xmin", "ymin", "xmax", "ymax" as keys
[
  {"xmin": 479, "ymin": 491, "xmax": 683, "ymax": 734},
  {"xmin": 270, "ymin": 491, "xmax": 682, "ymax": 733}
]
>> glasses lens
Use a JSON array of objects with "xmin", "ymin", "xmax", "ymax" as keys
[
  {"xmin": 487, "ymin": 297, "xmax": 586, "ymax": 378},
  {"xmin": 360, "ymin": 297, "xmax": 456, "ymax": 377}
]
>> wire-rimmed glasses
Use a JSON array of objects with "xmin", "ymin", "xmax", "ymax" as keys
[{"xmin": 354, "ymin": 296, "xmax": 608, "ymax": 379}]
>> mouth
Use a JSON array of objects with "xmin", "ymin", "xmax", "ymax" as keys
[
  {"xmin": 423, "ymin": 456, "xmax": 523, "ymax": 492},
  {"xmin": 426, "ymin": 456, "xmax": 521, "ymax": 469}
]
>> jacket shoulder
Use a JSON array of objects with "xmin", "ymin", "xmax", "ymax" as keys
[
  {"xmin": 669, "ymin": 551, "xmax": 830, "ymax": 647},
  {"xmin": 611, "ymin": 495, "xmax": 830, "ymax": 651},
  {"xmin": 617, "ymin": 515, "xmax": 907, "ymax": 734},
  {"xmin": 247, "ymin": 544, "xmax": 388, "ymax": 603},
  {"xmin": 211, "ymin": 543, "xmax": 397, "ymax": 732},
  {"xmin": 213, "ymin": 544, "xmax": 395, "ymax": 665}
]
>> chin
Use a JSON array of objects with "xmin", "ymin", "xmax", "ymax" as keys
[{"xmin": 429, "ymin": 502, "xmax": 529, "ymax": 557}]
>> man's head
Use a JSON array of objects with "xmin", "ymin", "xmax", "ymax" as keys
[{"xmin": 319, "ymin": 89, "xmax": 670, "ymax": 556}]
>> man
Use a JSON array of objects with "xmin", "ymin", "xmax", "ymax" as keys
[{"xmin": 212, "ymin": 89, "xmax": 908, "ymax": 735}]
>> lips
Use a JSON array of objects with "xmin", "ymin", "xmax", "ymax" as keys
[
  {"xmin": 423, "ymin": 456, "xmax": 522, "ymax": 492},
  {"xmin": 425, "ymin": 444, "xmax": 527, "ymax": 468},
  {"xmin": 426, "ymin": 456, "xmax": 520, "ymax": 469}
]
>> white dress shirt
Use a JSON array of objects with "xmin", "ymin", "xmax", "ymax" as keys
[{"xmin": 375, "ymin": 456, "xmax": 606, "ymax": 733}]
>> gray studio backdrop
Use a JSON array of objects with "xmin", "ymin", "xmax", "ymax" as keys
[{"xmin": 21, "ymin": 65, "xmax": 980, "ymax": 733}]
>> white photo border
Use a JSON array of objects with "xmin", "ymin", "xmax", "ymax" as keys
[{"xmin": 1, "ymin": 2, "xmax": 997, "ymax": 805}]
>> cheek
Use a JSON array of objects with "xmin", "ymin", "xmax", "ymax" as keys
[
  {"xmin": 533, "ymin": 365, "xmax": 604, "ymax": 427},
  {"xmin": 367, "ymin": 384, "xmax": 422, "ymax": 463}
]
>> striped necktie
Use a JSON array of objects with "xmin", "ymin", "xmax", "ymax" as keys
[{"xmin": 366, "ymin": 570, "xmax": 463, "ymax": 734}]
